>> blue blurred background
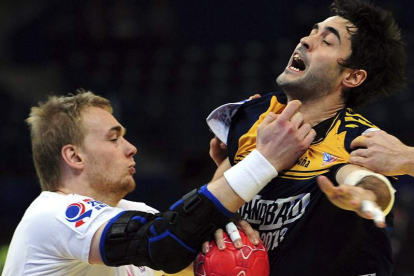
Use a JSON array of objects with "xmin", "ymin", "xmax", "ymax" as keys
[{"xmin": 0, "ymin": 0, "xmax": 413, "ymax": 274}]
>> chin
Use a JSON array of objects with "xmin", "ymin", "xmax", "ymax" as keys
[
  {"xmin": 276, "ymin": 72, "xmax": 291, "ymax": 88},
  {"xmin": 114, "ymin": 178, "xmax": 136, "ymax": 198},
  {"xmin": 124, "ymin": 179, "xmax": 136, "ymax": 193}
]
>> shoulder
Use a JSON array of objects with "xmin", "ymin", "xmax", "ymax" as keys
[
  {"xmin": 336, "ymin": 108, "xmax": 379, "ymax": 152},
  {"xmin": 54, "ymin": 193, "xmax": 124, "ymax": 236},
  {"xmin": 230, "ymin": 92, "xmax": 287, "ymax": 131},
  {"xmin": 26, "ymin": 192, "xmax": 123, "ymax": 238},
  {"xmin": 235, "ymin": 92, "xmax": 286, "ymax": 115}
]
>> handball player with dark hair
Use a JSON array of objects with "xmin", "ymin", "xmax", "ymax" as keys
[{"xmin": 207, "ymin": 0, "xmax": 406, "ymax": 275}]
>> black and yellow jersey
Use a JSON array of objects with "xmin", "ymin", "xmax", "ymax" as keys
[{"xmin": 226, "ymin": 92, "xmax": 394, "ymax": 276}]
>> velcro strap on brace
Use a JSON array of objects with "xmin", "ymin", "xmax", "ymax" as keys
[
  {"xmin": 102, "ymin": 211, "xmax": 159, "ymax": 268},
  {"xmin": 162, "ymin": 188, "xmax": 217, "ymax": 238}
]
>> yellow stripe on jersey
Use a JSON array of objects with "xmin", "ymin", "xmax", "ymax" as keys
[
  {"xmin": 345, "ymin": 109, "xmax": 377, "ymax": 128},
  {"xmin": 345, "ymin": 124, "xmax": 359, "ymax": 128},
  {"xmin": 344, "ymin": 117, "xmax": 376, "ymax": 128}
]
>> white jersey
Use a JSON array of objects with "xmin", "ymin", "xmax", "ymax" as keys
[{"xmin": 2, "ymin": 192, "xmax": 158, "ymax": 276}]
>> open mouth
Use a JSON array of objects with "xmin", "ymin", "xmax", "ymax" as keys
[{"xmin": 289, "ymin": 53, "xmax": 306, "ymax": 72}]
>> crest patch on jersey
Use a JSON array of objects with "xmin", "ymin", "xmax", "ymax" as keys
[
  {"xmin": 321, "ymin": 152, "xmax": 339, "ymax": 167},
  {"xmin": 56, "ymin": 198, "xmax": 109, "ymax": 235}
]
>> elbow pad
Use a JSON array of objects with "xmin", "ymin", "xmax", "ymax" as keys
[{"xmin": 101, "ymin": 185, "xmax": 234, "ymax": 273}]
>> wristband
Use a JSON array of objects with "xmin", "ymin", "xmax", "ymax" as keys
[
  {"xmin": 344, "ymin": 170, "xmax": 395, "ymax": 215},
  {"xmin": 223, "ymin": 149, "xmax": 278, "ymax": 202}
]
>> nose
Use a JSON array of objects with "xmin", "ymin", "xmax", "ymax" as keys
[
  {"xmin": 125, "ymin": 139, "xmax": 137, "ymax": 157},
  {"xmin": 300, "ymin": 36, "xmax": 311, "ymax": 51}
]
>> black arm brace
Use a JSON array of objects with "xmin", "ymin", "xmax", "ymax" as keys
[{"xmin": 101, "ymin": 186, "xmax": 234, "ymax": 273}]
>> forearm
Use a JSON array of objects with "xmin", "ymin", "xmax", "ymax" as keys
[
  {"xmin": 210, "ymin": 158, "xmax": 231, "ymax": 182},
  {"xmin": 402, "ymin": 146, "xmax": 414, "ymax": 176},
  {"xmin": 207, "ymin": 176, "xmax": 246, "ymax": 212},
  {"xmin": 354, "ymin": 176, "xmax": 391, "ymax": 211},
  {"xmin": 336, "ymin": 164, "xmax": 395, "ymax": 214}
]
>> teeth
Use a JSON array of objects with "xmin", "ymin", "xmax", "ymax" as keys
[
  {"xmin": 290, "ymin": 53, "xmax": 304, "ymax": 72},
  {"xmin": 293, "ymin": 53, "xmax": 302, "ymax": 61}
]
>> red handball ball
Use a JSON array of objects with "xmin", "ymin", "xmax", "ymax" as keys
[{"xmin": 194, "ymin": 230, "xmax": 269, "ymax": 276}]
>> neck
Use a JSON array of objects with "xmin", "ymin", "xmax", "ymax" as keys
[
  {"xmin": 286, "ymin": 93, "xmax": 345, "ymax": 126},
  {"xmin": 56, "ymin": 179, "xmax": 122, "ymax": 207}
]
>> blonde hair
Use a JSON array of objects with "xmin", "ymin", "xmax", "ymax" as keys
[{"xmin": 26, "ymin": 90, "xmax": 113, "ymax": 191}]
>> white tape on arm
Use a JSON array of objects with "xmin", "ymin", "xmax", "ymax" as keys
[
  {"xmin": 223, "ymin": 149, "xmax": 278, "ymax": 202},
  {"xmin": 344, "ymin": 170, "xmax": 396, "ymax": 215}
]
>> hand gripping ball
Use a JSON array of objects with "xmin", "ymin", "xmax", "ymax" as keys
[{"xmin": 194, "ymin": 230, "xmax": 269, "ymax": 276}]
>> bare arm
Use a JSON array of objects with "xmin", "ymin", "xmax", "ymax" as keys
[
  {"xmin": 317, "ymin": 164, "xmax": 394, "ymax": 228},
  {"xmin": 210, "ymin": 157, "xmax": 231, "ymax": 182},
  {"xmin": 350, "ymin": 130, "xmax": 414, "ymax": 176},
  {"xmin": 336, "ymin": 164, "xmax": 391, "ymax": 211}
]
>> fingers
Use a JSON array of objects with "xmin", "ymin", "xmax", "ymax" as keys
[
  {"xmin": 349, "ymin": 149, "xmax": 369, "ymax": 167},
  {"xmin": 350, "ymin": 148, "xmax": 368, "ymax": 158},
  {"xmin": 258, "ymin": 101, "xmax": 303, "ymax": 135},
  {"xmin": 318, "ymin": 176, "xmax": 354, "ymax": 202},
  {"xmin": 214, "ymin": 228, "xmax": 226, "ymax": 250},
  {"xmin": 317, "ymin": 176, "xmax": 336, "ymax": 198},
  {"xmin": 361, "ymin": 200, "xmax": 385, "ymax": 228},
  {"xmin": 202, "ymin": 241, "xmax": 210, "ymax": 254},
  {"xmin": 210, "ymin": 137, "xmax": 221, "ymax": 148},
  {"xmin": 258, "ymin": 112, "xmax": 278, "ymax": 132},
  {"xmin": 362, "ymin": 128, "xmax": 381, "ymax": 136},
  {"xmin": 249, "ymin": 94, "xmax": 261, "ymax": 100},
  {"xmin": 350, "ymin": 129, "xmax": 385, "ymax": 149},
  {"xmin": 348, "ymin": 156, "xmax": 366, "ymax": 167},
  {"xmin": 297, "ymin": 123, "xmax": 315, "ymax": 142},
  {"xmin": 225, "ymin": 222, "xmax": 242, "ymax": 248},
  {"xmin": 210, "ymin": 136, "xmax": 228, "ymax": 166},
  {"xmin": 278, "ymin": 100, "xmax": 302, "ymax": 122},
  {"xmin": 350, "ymin": 136, "xmax": 367, "ymax": 149},
  {"xmin": 235, "ymin": 219, "xmax": 260, "ymax": 245},
  {"xmin": 290, "ymin": 112, "xmax": 304, "ymax": 129},
  {"xmin": 303, "ymin": 128, "xmax": 317, "ymax": 146},
  {"xmin": 318, "ymin": 176, "xmax": 386, "ymax": 228}
]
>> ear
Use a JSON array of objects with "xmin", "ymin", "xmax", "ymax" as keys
[
  {"xmin": 61, "ymin": 144, "xmax": 84, "ymax": 170},
  {"xmin": 342, "ymin": 69, "xmax": 367, "ymax": 88}
]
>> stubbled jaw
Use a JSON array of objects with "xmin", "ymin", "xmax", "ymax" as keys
[{"xmin": 289, "ymin": 53, "xmax": 306, "ymax": 72}]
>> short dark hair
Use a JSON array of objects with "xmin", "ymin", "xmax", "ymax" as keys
[{"xmin": 331, "ymin": 0, "xmax": 406, "ymax": 108}]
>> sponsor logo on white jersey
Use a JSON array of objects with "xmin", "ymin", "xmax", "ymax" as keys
[{"xmin": 57, "ymin": 198, "xmax": 109, "ymax": 235}]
